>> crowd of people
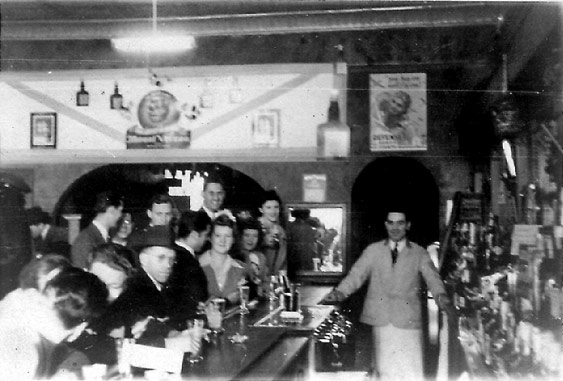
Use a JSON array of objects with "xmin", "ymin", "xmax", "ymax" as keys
[
  {"xmin": 2, "ymin": 177, "xmax": 331, "ymax": 379},
  {"xmin": 4, "ymin": 173, "xmax": 459, "ymax": 381}
]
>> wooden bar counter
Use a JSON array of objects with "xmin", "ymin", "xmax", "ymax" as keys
[{"xmin": 181, "ymin": 285, "xmax": 333, "ymax": 380}]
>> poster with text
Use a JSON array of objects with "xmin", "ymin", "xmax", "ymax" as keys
[{"xmin": 370, "ymin": 73, "xmax": 427, "ymax": 151}]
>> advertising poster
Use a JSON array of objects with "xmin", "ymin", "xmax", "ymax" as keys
[
  {"xmin": 369, "ymin": 73, "xmax": 427, "ymax": 151},
  {"xmin": 126, "ymin": 90, "xmax": 191, "ymax": 149}
]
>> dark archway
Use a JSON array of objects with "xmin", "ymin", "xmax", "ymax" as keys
[
  {"xmin": 351, "ymin": 157, "xmax": 440, "ymax": 262},
  {"xmin": 53, "ymin": 163, "xmax": 264, "ymax": 229}
]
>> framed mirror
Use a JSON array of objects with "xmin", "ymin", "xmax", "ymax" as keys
[{"xmin": 286, "ymin": 203, "xmax": 346, "ymax": 280}]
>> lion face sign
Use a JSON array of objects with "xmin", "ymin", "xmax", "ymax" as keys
[{"xmin": 137, "ymin": 90, "xmax": 180, "ymax": 130}]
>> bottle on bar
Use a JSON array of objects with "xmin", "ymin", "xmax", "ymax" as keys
[
  {"xmin": 292, "ymin": 283, "xmax": 301, "ymax": 313},
  {"xmin": 278, "ymin": 270, "xmax": 292, "ymax": 310}
]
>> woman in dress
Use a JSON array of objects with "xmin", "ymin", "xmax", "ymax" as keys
[
  {"xmin": 237, "ymin": 217, "xmax": 269, "ymax": 299},
  {"xmin": 258, "ymin": 190, "xmax": 287, "ymax": 276},
  {"xmin": 199, "ymin": 214, "xmax": 246, "ymax": 304}
]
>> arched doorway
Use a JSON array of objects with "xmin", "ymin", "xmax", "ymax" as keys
[
  {"xmin": 53, "ymin": 163, "xmax": 264, "ymax": 229},
  {"xmin": 351, "ymin": 157, "xmax": 440, "ymax": 261}
]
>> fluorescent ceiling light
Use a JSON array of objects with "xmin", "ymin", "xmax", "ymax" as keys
[{"xmin": 112, "ymin": 34, "xmax": 196, "ymax": 53}]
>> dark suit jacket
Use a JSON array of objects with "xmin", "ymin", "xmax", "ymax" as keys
[
  {"xmin": 92, "ymin": 268, "xmax": 191, "ymax": 341},
  {"xmin": 287, "ymin": 219, "xmax": 317, "ymax": 276},
  {"xmin": 71, "ymin": 223, "xmax": 106, "ymax": 268},
  {"xmin": 34, "ymin": 225, "xmax": 71, "ymax": 258},
  {"xmin": 168, "ymin": 244, "xmax": 209, "ymax": 310}
]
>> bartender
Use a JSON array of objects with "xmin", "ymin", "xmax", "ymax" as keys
[{"xmin": 323, "ymin": 209, "xmax": 456, "ymax": 380}]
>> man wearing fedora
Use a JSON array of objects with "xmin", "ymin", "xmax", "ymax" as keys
[{"xmin": 94, "ymin": 225, "xmax": 191, "ymax": 344}]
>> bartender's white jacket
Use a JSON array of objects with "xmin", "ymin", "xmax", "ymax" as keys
[{"xmin": 336, "ymin": 239, "xmax": 446, "ymax": 329}]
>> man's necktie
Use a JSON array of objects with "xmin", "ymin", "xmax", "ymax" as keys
[{"xmin": 391, "ymin": 242, "xmax": 399, "ymax": 265}]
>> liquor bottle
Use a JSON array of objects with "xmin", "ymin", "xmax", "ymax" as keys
[
  {"xmin": 76, "ymin": 80, "xmax": 89, "ymax": 106},
  {"xmin": 110, "ymin": 83, "xmax": 123, "ymax": 109},
  {"xmin": 317, "ymin": 92, "xmax": 350, "ymax": 159}
]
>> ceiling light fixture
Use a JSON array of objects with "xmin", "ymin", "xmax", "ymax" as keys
[{"xmin": 111, "ymin": 0, "xmax": 196, "ymax": 54}]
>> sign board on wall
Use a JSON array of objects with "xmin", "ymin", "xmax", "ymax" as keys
[
  {"xmin": 0, "ymin": 64, "xmax": 338, "ymax": 160},
  {"xmin": 126, "ymin": 90, "xmax": 191, "ymax": 149},
  {"xmin": 303, "ymin": 174, "xmax": 327, "ymax": 203},
  {"xmin": 369, "ymin": 73, "xmax": 427, "ymax": 152}
]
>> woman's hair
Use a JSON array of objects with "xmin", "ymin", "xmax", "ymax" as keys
[
  {"xmin": 45, "ymin": 267, "xmax": 109, "ymax": 330},
  {"xmin": 89, "ymin": 243, "xmax": 133, "ymax": 277},
  {"xmin": 212, "ymin": 214, "xmax": 236, "ymax": 232},
  {"xmin": 18, "ymin": 254, "xmax": 71, "ymax": 290},
  {"xmin": 260, "ymin": 189, "xmax": 282, "ymax": 208},
  {"xmin": 238, "ymin": 217, "xmax": 264, "ymax": 247}
]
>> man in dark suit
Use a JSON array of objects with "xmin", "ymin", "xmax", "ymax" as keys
[
  {"xmin": 127, "ymin": 194, "xmax": 174, "ymax": 267},
  {"xmin": 71, "ymin": 192, "xmax": 124, "ymax": 269},
  {"xmin": 168, "ymin": 210, "xmax": 212, "ymax": 318},
  {"xmin": 94, "ymin": 225, "xmax": 193, "ymax": 344},
  {"xmin": 287, "ymin": 208, "xmax": 317, "ymax": 277},
  {"xmin": 26, "ymin": 206, "xmax": 71, "ymax": 259}
]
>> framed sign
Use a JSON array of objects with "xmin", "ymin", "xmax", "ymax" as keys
[
  {"xmin": 30, "ymin": 112, "xmax": 57, "ymax": 148},
  {"xmin": 369, "ymin": 73, "xmax": 427, "ymax": 151},
  {"xmin": 303, "ymin": 174, "xmax": 327, "ymax": 203},
  {"xmin": 252, "ymin": 109, "xmax": 280, "ymax": 147}
]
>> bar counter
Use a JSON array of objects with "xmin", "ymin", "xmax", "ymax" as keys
[{"xmin": 177, "ymin": 285, "xmax": 333, "ymax": 380}]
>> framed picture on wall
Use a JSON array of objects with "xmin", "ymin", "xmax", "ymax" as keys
[
  {"xmin": 30, "ymin": 112, "xmax": 57, "ymax": 148},
  {"xmin": 369, "ymin": 73, "xmax": 427, "ymax": 152},
  {"xmin": 252, "ymin": 109, "xmax": 280, "ymax": 147}
]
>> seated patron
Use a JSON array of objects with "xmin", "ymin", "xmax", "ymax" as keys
[
  {"xmin": 88, "ymin": 243, "xmax": 133, "ymax": 302},
  {"xmin": 94, "ymin": 225, "xmax": 190, "ymax": 344},
  {"xmin": 0, "ymin": 267, "xmax": 108, "ymax": 380},
  {"xmin": 15, "ymin": 254, "xmax": 71, "ymax": 293},
  {"xmin": 199, "ymin": 214, "xmax": 246, "ymax": 305},
  {"xmin": 61, "ymin": 244, "xmax": 134, "ymax": 367}
]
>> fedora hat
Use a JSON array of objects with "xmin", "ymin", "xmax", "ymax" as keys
[{"xmin": 138, "ymin": 225, "xmax": 174, "ymax": 250}]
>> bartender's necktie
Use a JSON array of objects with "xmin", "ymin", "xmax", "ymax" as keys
[{"xmin": 391, "ymin": 242, "xmax": 399, "ymax": 265}]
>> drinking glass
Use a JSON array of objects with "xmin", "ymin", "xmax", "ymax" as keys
[
  {"xmin": 82, "ymin": 364, "xmax": 107, "ymax": 381},
  {"xmin": 239, "ymin": 285, "xmax": 250, "ymax": 315},
  {"xmin": 207, "ymin": 297, "xmax": 226, "ymax": 333},
  {"xmin": 186, "ymin": 319, "xmax": 205, "ymax": 364},
  {"xmin": 269, "ymin": 275, "xmax": 278, "ymax": 301},
  {"xmin": 115, "ymin": 337, "xmax": 135, "ymax": 378}
]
